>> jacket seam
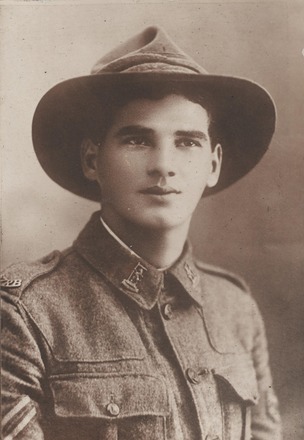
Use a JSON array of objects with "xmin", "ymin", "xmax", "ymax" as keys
[
  {"xmin": 16, "ymin": 248, "xmax": 75, "ymax": 301},
  {"xmin": 49, "ymin": 372, "xmax": 167, "ymax": 381},
  {"xmin": 195, "ymin": 303, "xmax": 253, "ymax": 355},
  {"xmin": 159, "ymin": 304, "xmax": 204, "ymax": 438}
]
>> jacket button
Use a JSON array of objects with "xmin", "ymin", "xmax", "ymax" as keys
[
  {"xmin": 162, "ymin": 303, "xmax": 173, "ymax": 320},
  {"xmin": 106, "ymin": 403, "xmax": 120, "ymax": 416},
  {"xmin": 186, "ymin": 368, "xmax": 201, "ymax": 384}
]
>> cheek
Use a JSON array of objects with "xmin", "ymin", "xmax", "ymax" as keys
[
  {"xmin": 183, "ymin": 159, "xmax": 210, "ymax": 189},
  {"xmin": 97, "ymin": 153, "xmax": 142, "ymax": 194}
]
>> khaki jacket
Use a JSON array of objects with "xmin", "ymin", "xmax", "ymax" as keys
[{"xmin": 1, "ymin": 212, "xmax": 281, "ymax": 440}]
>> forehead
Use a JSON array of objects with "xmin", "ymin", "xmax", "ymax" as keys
[{"xmin": 106, "ymin": 94, "xmax": 210, "ymax": 133}]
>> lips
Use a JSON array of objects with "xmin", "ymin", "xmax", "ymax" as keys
[{"xmin": 140, "ymin": 186, "xmax": 181, "ymax": 195}]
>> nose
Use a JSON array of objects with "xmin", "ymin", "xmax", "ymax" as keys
[{"xmin": 147, "ymin": 143, "xmax": 176, "ymax": 178}]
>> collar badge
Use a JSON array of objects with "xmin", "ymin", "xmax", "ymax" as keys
[
  {"xmin": 121, "ymin": 262, "xmax": 147, "ymax": 294},
  {"xmin": 184, "ymin": 262, "xmax": 198, "ymax": 286},
  {"xmin": 0, "ymin": 275, "xmax": 22, "ymax": 288}
]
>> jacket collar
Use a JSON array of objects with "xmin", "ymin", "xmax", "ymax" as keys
[{"xmin": 74, "ymin": 212, "xmax": 202, "ymax": 310}]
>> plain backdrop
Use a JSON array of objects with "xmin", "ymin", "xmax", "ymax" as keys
[{"xmin": 1, "ymin": 1, "xmax": 304, "ymax": 439}]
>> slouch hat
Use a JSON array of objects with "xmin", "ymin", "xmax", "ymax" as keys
[{"xmin": 32, "ymin": 26, "xmax": 276, "ymax": 200}]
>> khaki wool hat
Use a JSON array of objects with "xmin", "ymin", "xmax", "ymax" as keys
[{"xmin": 32, "ymin": 26, "xmax": 276, "ymax": 201}]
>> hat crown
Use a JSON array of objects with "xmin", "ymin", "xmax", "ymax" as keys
[{"xmin": 91, "ymin": 26, "xmax": 207, "ymax": 75}]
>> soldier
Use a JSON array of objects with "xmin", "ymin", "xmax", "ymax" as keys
[{"xmin": 1, "ymin": 26, "xmax": 281, "ymax": 439}]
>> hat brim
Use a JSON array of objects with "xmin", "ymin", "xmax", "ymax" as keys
[{"xmin": 32, "ymin": 72, "xmax": 276, "ymax": 201}]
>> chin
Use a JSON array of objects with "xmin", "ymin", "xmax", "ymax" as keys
[{"xmin": 133, "ymin": 212, "xmax": 187, "ymax": 231}]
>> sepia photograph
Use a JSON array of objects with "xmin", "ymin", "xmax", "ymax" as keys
[{"xmin": 1, "ymin": 1, "xmax": 303, "ymax": 439}]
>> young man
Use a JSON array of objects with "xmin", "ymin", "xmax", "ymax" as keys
[{"xmin": 1, "ymin": 27, "xmax": 281, "ymax": 440}]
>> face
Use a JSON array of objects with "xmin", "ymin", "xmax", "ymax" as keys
[{"xmin": 82, "ymin": 94, "xmax": 222, "ymax": 231}]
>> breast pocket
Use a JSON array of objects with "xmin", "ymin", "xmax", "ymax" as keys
[
  {"xmin": 213, "ymin": 355, "xmax": 259, "ymax": 440},
  {"xmin": 49, "ymin": 373, "xmax": 169, "ymax": 440}
]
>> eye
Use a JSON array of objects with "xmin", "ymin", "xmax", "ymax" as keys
[
  {"xmin": 123, "ymin": 136, "xmax": 151, "ymax": 147},
  {"xmin": 176, "ymin": 138, "xmax": 202, "ymax": 148}
]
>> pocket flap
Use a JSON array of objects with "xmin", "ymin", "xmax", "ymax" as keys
[
  {"xmin": 213, "ymin": 357, "xmax": 259, "ymax": 405},
  {"xmin": 50, "ymin": 374, "xmax": 169, "ymax": 419}
]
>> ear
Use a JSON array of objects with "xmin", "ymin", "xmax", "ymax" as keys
[
  {"xmin": 80, "ymin": 138, "xmax": 100, "ymax": 182},
  {"xmin": 206, "ymin": 144, "xmax": 223, "ymax": 188}
]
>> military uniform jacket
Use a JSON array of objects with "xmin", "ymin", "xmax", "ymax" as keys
[{"xmin": 1, "ymin": 212, "xmax": 282, "ymax": 440}]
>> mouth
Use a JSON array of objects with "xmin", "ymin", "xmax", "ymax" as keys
[{"xmin": 140, "ymin": 186, "xmax": 181, "ymax": 196}]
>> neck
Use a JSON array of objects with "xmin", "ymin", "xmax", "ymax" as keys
[{"xmin": 101, "ymin": 212, "xmax": 190, "ymax": 269}]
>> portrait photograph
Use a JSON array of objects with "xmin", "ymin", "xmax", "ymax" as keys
[{"xmin": 1, "ymin": 1, "xmax": 303, "ymax": 439}]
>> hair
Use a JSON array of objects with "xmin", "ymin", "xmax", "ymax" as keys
[{"xmin": 85, "ymin": 82, "xmax": 223, "ymax": 150}]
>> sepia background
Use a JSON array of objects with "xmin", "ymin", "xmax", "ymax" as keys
[{"xmin": 1, "ymin": 1, "xmax": 304, "ymax": 438}]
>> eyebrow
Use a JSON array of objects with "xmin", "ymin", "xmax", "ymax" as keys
[
  {"xmin": 115, "ymin": 125, "xmax": 154, "ymax": 137},
  {"xmin": 115, "ymin": 125, "xmax": 208, "ymax": 141},
  {"xmin": 175, "ymin": 130, "xmax": 208, "ymax": 141}
]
